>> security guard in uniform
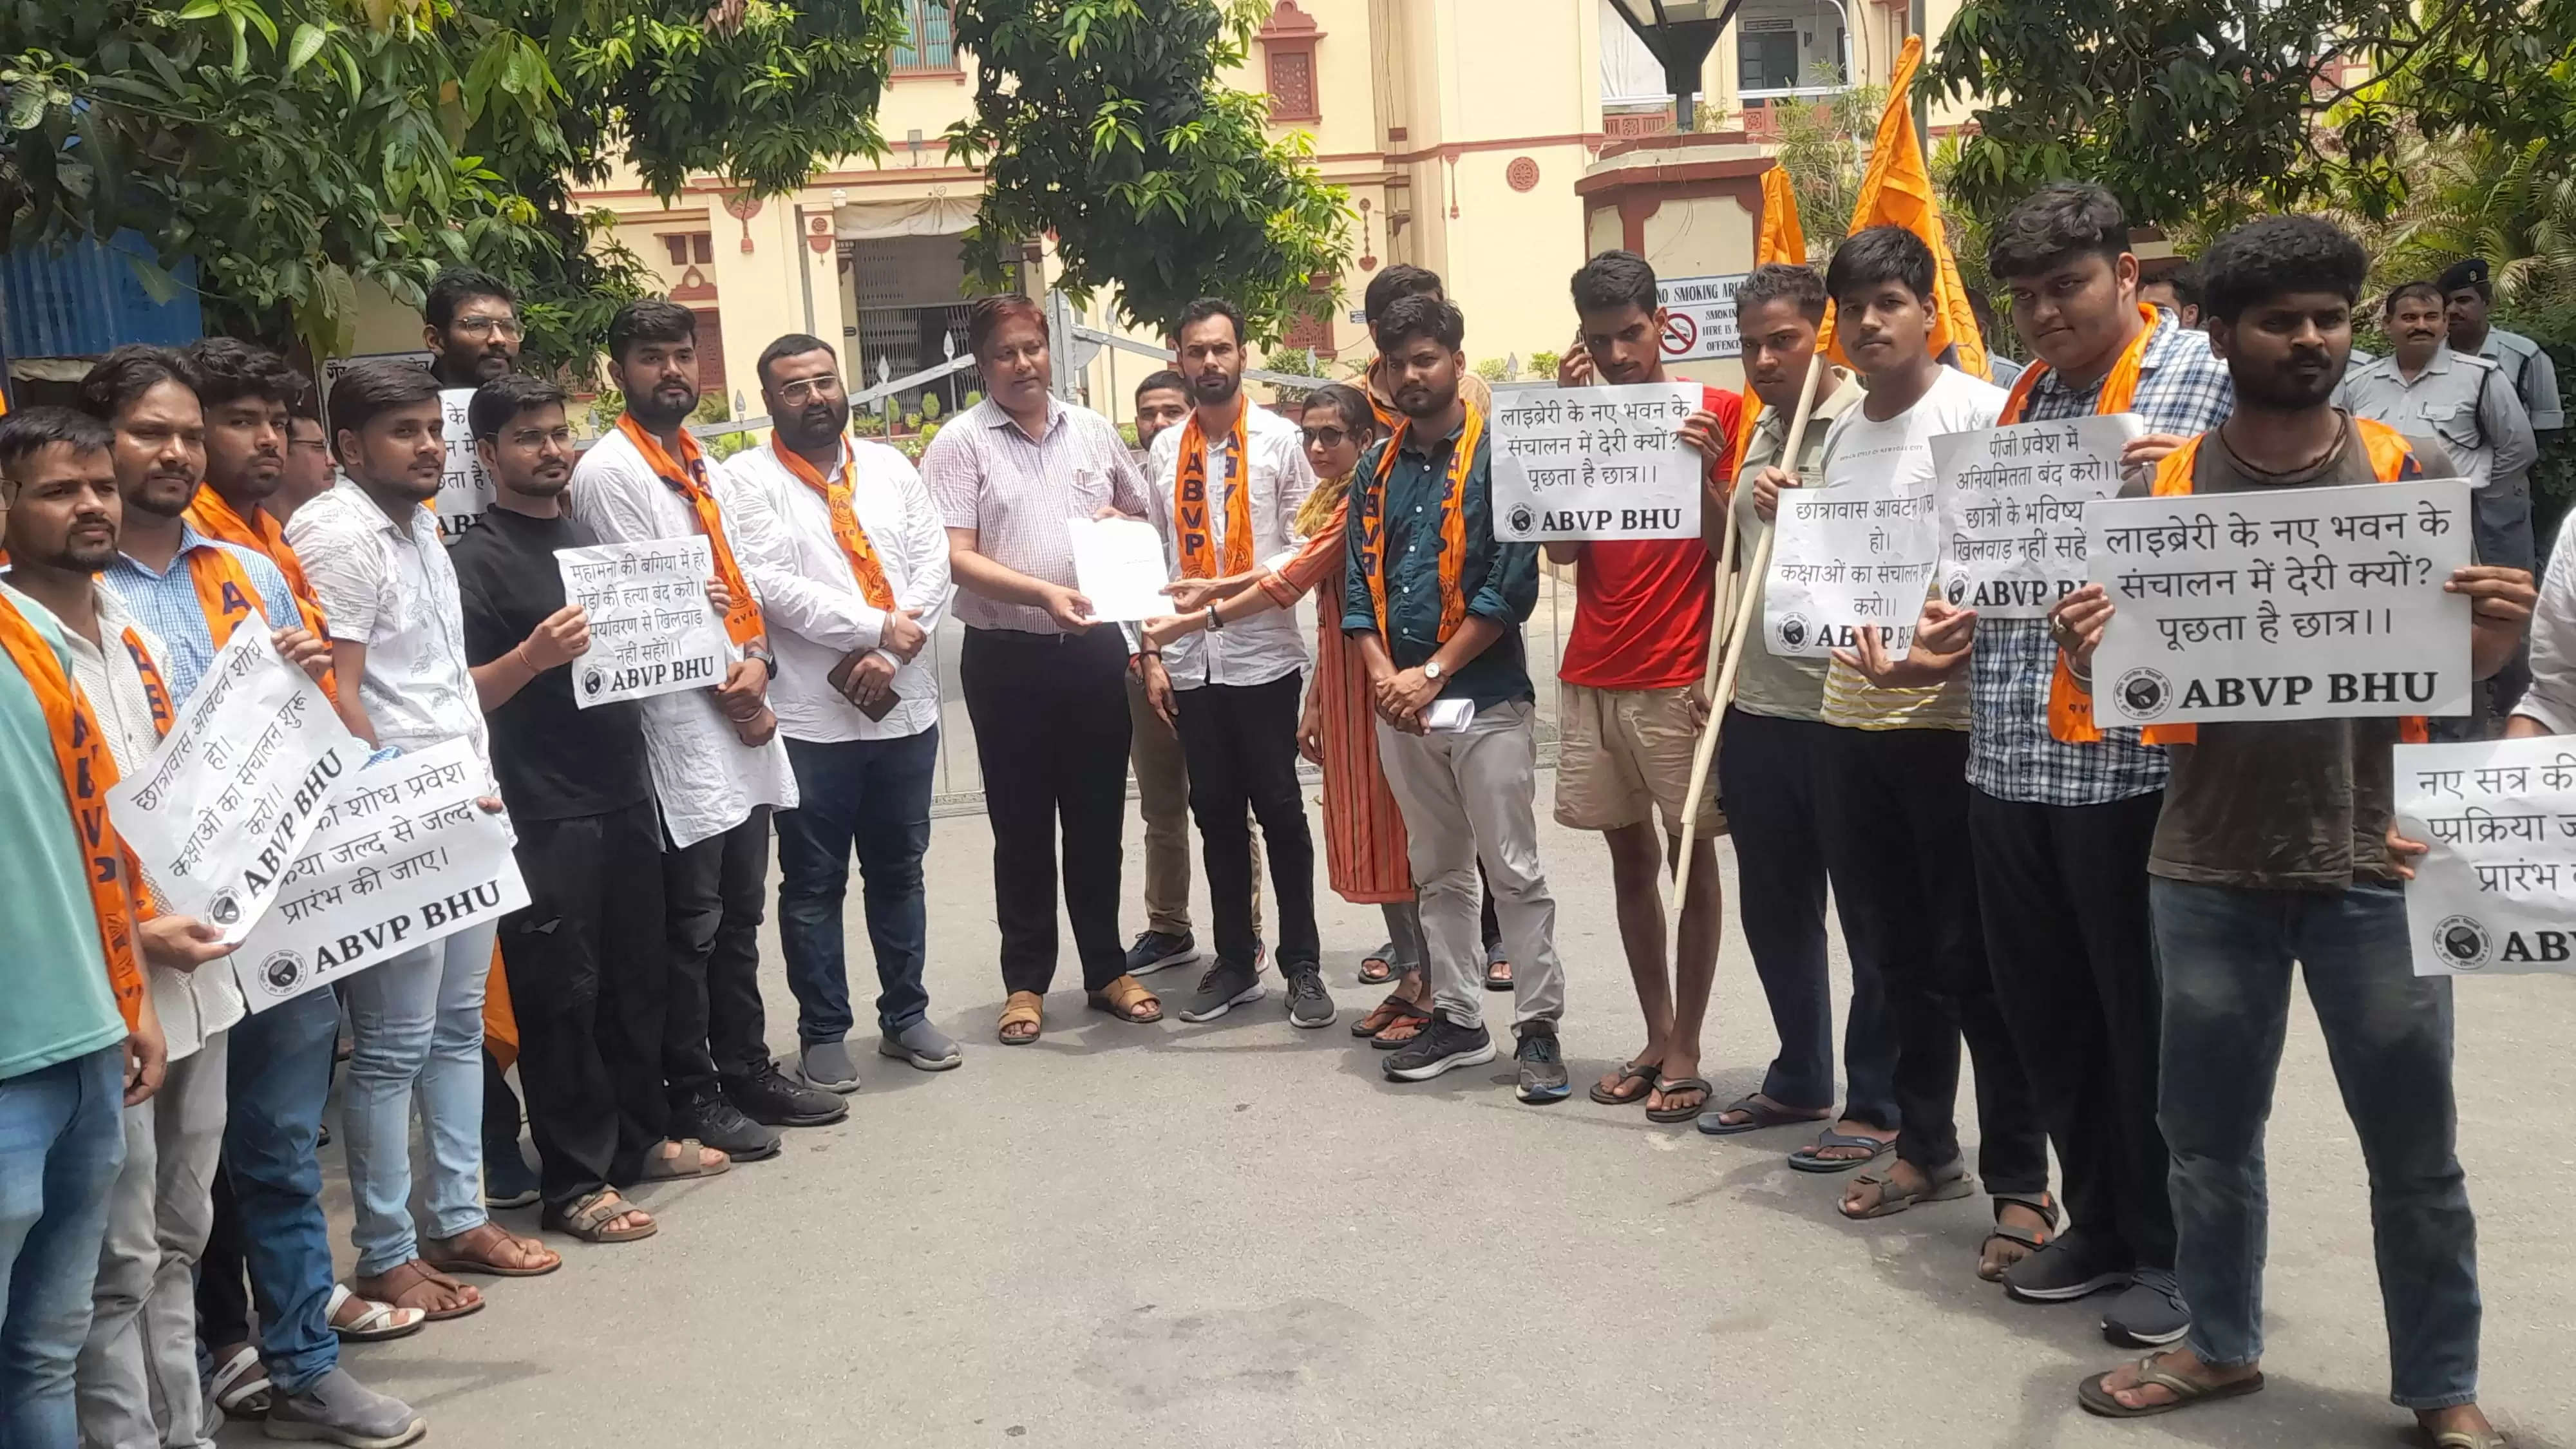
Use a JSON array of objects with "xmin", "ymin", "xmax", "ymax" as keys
[{"xmin": 2441, "ymin": 257, "xmax": 2565, "ymax": 434}]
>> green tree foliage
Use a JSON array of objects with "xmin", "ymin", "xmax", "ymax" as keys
[{"xmin": 947, "ymin": 0, "xmax": 1352, "ymax": 345}]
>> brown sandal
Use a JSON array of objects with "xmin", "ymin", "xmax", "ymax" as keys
[
  {"xmin": 426, "ymin": 1221, "xmax": 562, "ymax": 1278},
  {"xmin": 348, "ymin": 1260, "xmax": 483, "ymax": 1321},
  {"xmin": 1086, "ymin": 974, "xmax": 1162, "ymax": 1023},
  {"xmin": 544, "ymin": 1189, "xmax": 658, "ymax": 1244},
  {"xmin": 998, "ymin": 990, "xmax": 1044, "ymax": 1045}
]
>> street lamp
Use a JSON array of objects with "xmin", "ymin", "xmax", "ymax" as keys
[{"xmin": 1607, "ymin": 0, "xmax": 1745, "ymax": 133}]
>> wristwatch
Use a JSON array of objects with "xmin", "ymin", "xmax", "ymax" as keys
[
  {"xmin": 744, "ymin": 647, "xmax": 775, "ymax": 681},
  {"xmin": 1423, "ymin": 659, "xmax": 1445, "ymax": 682},
  {"xmin": 1205, "ymin": 604, "xmax": 1226, "ymax": 633}
]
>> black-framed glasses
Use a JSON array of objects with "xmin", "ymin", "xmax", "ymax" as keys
[{"xmin": 1302, "ymin": 426, "xmax": 1352, "ymax": 449}]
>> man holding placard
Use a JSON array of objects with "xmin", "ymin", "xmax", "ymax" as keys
[
  {"xmin": 2054, "ymin": 216, "xmax": 2532, "ymax": 1449},
  {"xmin": 419, "ymin": 268, "xmax": 522, "ymax": 542}
]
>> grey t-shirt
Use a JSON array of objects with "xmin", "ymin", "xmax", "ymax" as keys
[{"xmin": 2147, "ymin": 415, "xmax": 2455, "ymax": 891}]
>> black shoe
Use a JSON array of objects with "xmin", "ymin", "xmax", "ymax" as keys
[
  {"xmin": 726, "ymin": 1061, "xmax": 849, "ymax": 1128},
  {"xmin": 1124, "ymin": 929, "xmax": 1200, "ymax": 977},
  {"xmin": 1177, "ymin": 958, "xmax": 1265, "ymax": 1023},
  {"xmin": 482, "ymin": 1139, "xmax": 540, "ymax": 1209},
  {"xmin": 2100, "ymin": 1267, "xmax": 2192, "ymax": 1346},
  {"xmin": 2003, "ymin": 1226, "xmax": 2134, "ymax": 1303},
  {"xmin": 675, "ymin": 1092, "xmax": 780, "ymax": 1162},
  {"xmin": 1283, "ymin": 966, "xmax": 1336, "ymax": 1029},
  {"xmin": 1513, "ymin": 1020, "xmax": 1571, "ymax": 1103},
  {"xmin": 1382, "ymin": 1012, "xmax": 1496, "ymax": 1081}
]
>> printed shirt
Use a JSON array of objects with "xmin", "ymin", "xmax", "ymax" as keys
[
  {"xmin": 1144, "ymin": 402, "xmax": 1318, "ymax": 688},
  {"xmin": 1338, "ymin": 412, "xmax": 1540, "ymax": 711},
  {"xmin": 1966, "ymin": 314, "xmax": 2234, "ymax": 805},
  {"xmin": 100, "ymin": 523, "xmax": 298, "ymax": 702},
  {"xmin": 565, "ymin": 426, "xmax": 797, "ymax": 849},
  {"xmin": 2340, "ymin": 346, "xmax": 2536, "ymax": 492},
  {"xmin": 1730, "ymin": 373, "xmax": 1860, "ymax": 721},
  {"xmin": 725, "ymin": 435, "xmax": 956, "ymax": 744},
  {"xmin": 1559, "ymin": 385, "xmax": 1739, "ymax": 693},
  {"xmin": 59, "ymin": 583, "xmax": 244, "ymax": 1059},
  {"xmin": 921, "ymin": 396, "xmax": 1152, "ymax": 635}
]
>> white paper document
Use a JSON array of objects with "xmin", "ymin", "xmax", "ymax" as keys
[
  {"xmin": 108, "ymin": 618, "xmax": 359, "ymax": 943},
  {"xmin": 1933, "ymin": 413, "xmax": 2145, "ymax": 619},
  {"xmin": 2394, "ymin": 737, "xmax": 2576, "ymax": 976},
  {"xmin": 2086, "ymin": 478, "xmax": 2474, "ymax": 726},
  {"xmin": 1764, "ymin": 482, "xmax": 1941, "ymax": 658},
  {"xmin": 556, "ymin": 536, "xmax": 733, "ymax": 708},
  {"xmin": 436, "ymin": 388, "xmax": 495, "ymax": 543},
  {"xmin": 1067, "ymin": 515, "xmax": 1175, "ymax": 623},
  {"xmin": 232, "ymin": 739, "xmax": 528, "ymax": 1010},
  {"xmin": 1424, "ymin": 698, "xmax": 1475, "ymax": 733},
  {"xmin": 1490, "ymin": 383, "xmax": 1707, "ymax": 541}
]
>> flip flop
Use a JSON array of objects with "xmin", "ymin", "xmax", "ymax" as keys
[
  {"xmin": 1839, "ymin": 1159, "xmax": 1973, "ymax": 1220},
  {"xmin": 2076, "ymin": 1355, "xmax": 2266, "ymax": 1418},
  {"xmin": 209, "ymin": 1344, "xmax": 272, "ymax": 1418},
  {"xmin": 1587, "ymin": 1059, "xmax": 1658, "ymax": 1106},
  {"xmin": 1788, "ymin": 1128, "xmax": 1896, "ymax": 1173},
  {"xmin": 1698, "ymin": 1093, "xmax": 1833, "ymax": 1136},
  {"xmin": 326, "ymin": 1283, "xmax": 426, "ymax": 1343},
  {"xmin": 1351, "ymin": 993, "xmax": 1428, "ymax": 1039},
  {"xmin": 1645, "ymin": 1076, "xmax": 1714, "ymax": 1124},
  {"xmin": 1357, "ymin": 945, "xmax": 1397, "ymax": 986}
]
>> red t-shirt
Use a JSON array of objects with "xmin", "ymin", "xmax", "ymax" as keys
[{"xmin": 1557, "ymin": 385, "xmax": 1743, "ymax": 692}]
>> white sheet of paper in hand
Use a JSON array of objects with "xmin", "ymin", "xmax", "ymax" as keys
[
  {"xmin": 1066, "ymin": 515, "xmax": 1174, "ymax": 622},
  {"xmin": 1424, "ymin": 698, "xmax": 1476, "ymax": 733}
]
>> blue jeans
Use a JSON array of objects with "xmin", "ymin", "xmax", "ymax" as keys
[
  {"xmin": 778, "ymin": 729, "xmax": 938, "ymax": 1043},
  {"xmin": 2150, "ymin": 877, "xmax": 2480, "ymax": 1409},
  {"xmin": 0, "ymin": 1045, "xmax": 127, "ymax": 1447},
  {"xmin": 222, "ymin": 987, "xmax": 339, "ymax": 1394},
  {"xmin": 341, "ymin": 923, "xmax": 496, "ymax": 1276}
]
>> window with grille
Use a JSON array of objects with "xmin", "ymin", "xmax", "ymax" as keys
[{"xmin": 892, "ymin": 1, "xmax": 956, "ymax": 72}]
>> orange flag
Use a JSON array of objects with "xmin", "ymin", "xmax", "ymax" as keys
[
  {"xmin": 1819, "ymin": 35, "xmax": 1987, "ymax": 379},
  {"xmin": 1728, "ymin": 166, "xmax": 1811, "ymax": 478}
]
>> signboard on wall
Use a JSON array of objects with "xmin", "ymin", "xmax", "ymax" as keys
[{"xmin": 1656, "ymin": 273, "xmax": 1747, "ymax": 363}]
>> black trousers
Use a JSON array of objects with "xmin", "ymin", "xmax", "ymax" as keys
[
  {"xmin": 1815, "ymin": 725, "xmax": 2047, "ymax": 1192},
  {"xmin": 1173, "ymin": 672, "xmax": 1320, "ymax": 972},
  {"xmin": 960, "ymin": 626, "xmax": 1131, "ymax": 994},
  {"xmin": 505, "ymin": 800, "xmax": 672, "ymax": 1209},
  {"xmin": 196, "ymin": 1168, "xmax": 251, "ymax": 1349},
  {"xmin": 663, "ymin": 808, "xmax": 773, "ymax": 1103},
  {"xmin": 1970, "ymin": 787, "xmax": 2176, "ymax": 1269}
]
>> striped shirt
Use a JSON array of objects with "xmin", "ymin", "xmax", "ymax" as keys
[
  {"xmin": 100, "ymin": 522, "xmax": 298, "ymax": 703},
  {"xmin": 922, "ymin": 396, "xmax": 1151, "ymax": 635}
]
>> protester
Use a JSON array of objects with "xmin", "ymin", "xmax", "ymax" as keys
[
  {"xmin": 1746, "ymin": 225, "xmax": 2049, "ymax": 1265},
  {"xmin": 1696, "ymin": 263, "xmax": 1872, "ymax": 1145},
  {"xmin": 178, "ymin": 339, "xmax": 336, "ymax": 651},
  {"xmin": 2137, "ymin": 263, "xmax": 2201, "ymax": 330},
  {"xmin": 1131, "ymin": 370, "xmax": 1191, "ymax": 461},
  {"xmin": 726, "ymin": 333, "xmax": 961, "ymax": 1085},
  {"xmin": 2058, "ymin": 215, "xmax": 2528, "ymax": 1449},
  {"xmin": 422, "ymin": 269, "xmax": 522, "ymax": 392},
  {"xmin": 1538, "ymin": 251, "xmax": 1737, "ymax": 1122},
  {"xmin": 275, "ymin": 412, "xmax": 336, "ymax": 522},
  {"xmin": 2346, "ymin": 280, "xmax": 2537, "ymax": 578},
  {"xmin": 454, "ymin": 372, "xmax": 720, "ymax": 1244},
  {"xmin": 1343, "ymin": 293, "xmax": 1569, "ymax": 1100}
]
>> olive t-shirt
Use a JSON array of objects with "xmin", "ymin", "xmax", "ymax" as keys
[{"xmin": 2146, "ymin": 415, "xmax": 2454, "ymax": 891}]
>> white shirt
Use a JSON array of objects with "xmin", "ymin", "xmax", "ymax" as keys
[
  {"xmin": 920, "ymin": 397, "xmax": 1153, "ymax": 634},
  {"xmin": 724, "ymin": 435, "xmax": 953, "ymax": 743},
  {"xmin": 1144, "ymin": 401, "xmax": 1318, "ymax": 688},
  {"xmin": 565, "ymin": 426, "xmax": 797, "ymax": 848},
  {"xmin": 60, "ymin": 582, "xmax": 245, "ymax": 1059},
  {"xmin": 2518, "ymin": 510, "xmax": 2576, "ymax": 735}
]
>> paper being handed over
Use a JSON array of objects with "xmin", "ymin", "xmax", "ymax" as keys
[{"xmin": 1066, "ymin": 515, "xmax": 1175, "ymax": 623}]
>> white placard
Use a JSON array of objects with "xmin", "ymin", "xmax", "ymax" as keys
[
  {"xmin": 1763, "ymin": 482, "xmax": 1940, "ymax": 658},
  {"xmin": 1654, "ymin": 274, "xmax": 1747, "ymax": 362},
  {"xmin": 1490, "ymin": 383, "xmax": 1705, "ymax": 542},
  {"xmin": 2087, "ymin": 478, "xmax": 2474, "ymax": 726},
  {"xmin": 1933, "ymin": 413, "xmax": 2145, "ymax": 618},
  {"xmin": 1066, "ymin": 515, "xmax": 1173, "ymax": 622},
  {"xmin": 232, "ymin": 739, "xmax": 527, "ymax": 1010},
  {"xmin": 2395, "ymin": 737, "xmax": 2576, "ymax": 975},
  {"xmin": 108, "ymin": 619, "xmax": 359, "ymax": 943},
  {"xmin": 435, "ymin": 388, "xmax": 495, "ymax": 544},
  {"xmin": 556, "ymin": 536, "xmax": 732, "ymax": 707}
]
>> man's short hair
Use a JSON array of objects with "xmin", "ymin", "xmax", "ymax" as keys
[
  {"xmin": 1177, "ymin": 298, "xmax": 1247, "ymax": 346},
  {"xmin": 1135, "ymin": 369, "xmax": 1187, "ymax": 401},
  {"xmin": 327, "ymin": 360, "xmax": 442, "ymax": 450},
  {"xmin": 2150, "ymin": 261, "xmax": 2202, "ymax": 310},
  {"xmin": 1732, "ymin": 262, "xmax": 1828, "ymax": 326},
  {"xmin": 1370, "ymin": 294, "xmax": 1466, "ymax": 355},
  {"xmin": 2382, "ymin": 280, "xmax": 2447, "ymax": 316},
  {"xmin": 75, "ymin": 345, "xmax": 197, "ymax": 424},
  {"xmin": 606, "ymin": 299, "xmax": 699, "ymax": 366},
  {"xmin": 468, "ymin": 374, "xmax": 570, "ymax": 442},
  {"xmin": 966, "ymin": 294, "xmax": 1048, "ymax": 361},
  {"xmin": 1569, "ymin": 250, "xmax": 1658, "ymax": 319},
  {"xmin": 425, "ymin": 268, "xmax": 518, "ymax": 330},
  {"xmin": 1824, "ymin": 225, "xmax": 1936, "ymax": 307},
  {"xmin": 180, "ymin": 337, "xmax": 309, "ymax": 413},
  {"xmin": 2198, "ymin": 216, "xmax": 2367, "ymax": 323},
  {"xmin": 1985, "ymin": 183, "xmax": 2130, "ymax": 281},
  {"xmin": 755, "ymin": 333, "xmax": 838, "ymax": 390},
  {"xmin": 1363, "ymin": 265, "xmax": 1444, "ymax": 325},
  {"xmin": 0, "ymin": 406, "xmax": 115, "ymax": 479}
]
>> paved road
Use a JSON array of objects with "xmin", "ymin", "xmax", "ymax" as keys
[{"xmin": 235, "ymin": 777, "xmax": 2576, "ymax": 1449}]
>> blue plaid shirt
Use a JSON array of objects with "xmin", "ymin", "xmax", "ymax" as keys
[
  {"xmin": 100, "ymin": 523, "xmax": 298, "ymax": 703},
  {"xmin": 1965, "ymin": 312, "xmax": 2236, "ymax": 805}
]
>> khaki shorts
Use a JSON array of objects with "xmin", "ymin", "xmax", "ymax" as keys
[{"xmin": 1553, "ymin": 681, "xmax": 1724, "ymax": 835}]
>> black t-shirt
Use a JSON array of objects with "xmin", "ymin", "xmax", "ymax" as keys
[{"xmin": 451, "ymin": 506, "xmax": 653, "ymax": 822}]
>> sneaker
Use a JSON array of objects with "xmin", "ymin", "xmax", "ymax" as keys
[
  {"xmin": 1124, "ymin": 929, "xmax": 1200, "ymax": 976},
  {"xmin": 262, "ymin": 1365, "xmax": 425, "ymax": 1447},
  {"xmin": 876, "ymin": 1020, "xmax": 963, "ymax": 1072},
  {"xmin": 798, "ymin": 1039, "xmax": 861, "ymax": 1094},
  {"xmin": 1513, "ymin": 1020, "xmax": 1571, "ymax": 1103},
  {"xmin": 726, "ymin": 1061, "xmax": 849, "ymax": 1128},
  {"xmin": 1177, "ymin": 958, "xmax": 1265, "ymax": 1023},
  {"xmin": 1382, "ymin": 1012, "xmax": 1496, "ymax": 1081},
  {"xmin": 2101, "ymin": 1267, "xmax": 2192, "ymax": 1347},
  {"xmin": 674, "ymin": 1092, "xmax": 781, "ymax": 1162},
  {"xmin": 1283, "ymin": 966, "xmax": 1336, "ymax": 1029},
  {"xmin": 2002, "ymin": 1226, "xmax": 2134, "ymax": 1303},
  {"xmin": 482, "ymin": 1139, "xmax": 539, "ymax": 1209}
]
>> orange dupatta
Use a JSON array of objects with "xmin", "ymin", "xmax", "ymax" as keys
[
  {"xmin": 1355, "ymin": 402, "xmax": 1486, "ymax": 642},
  {"xmin": 1173, "ymin": 404, "xmax": 1256, "ymax": 579},
  {"xmin": 187, "ymin": 489, "xmax": 328, "ymax": 637},
  {"xmin": 0, "ymin": 592, "xmax": 148, "ymax": 1030},
  {"xmin": 616, "ymin": 413, "xmax": 765, "ymax": 646},
  {"xmin": 770, "ymin": 434, "xmax": 896, "ymax": 611},
  {"xmin": 1999, "ymin": 303, "xmax": 2162, "ymax": 426},
  {"xmin": 182, "ymin": 544, "xmax": 263, "ymax": 651}
]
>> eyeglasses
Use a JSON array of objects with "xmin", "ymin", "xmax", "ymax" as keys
[
  {"xmin": 452, "ymin": 316, "xmax": 522, "ymax": 339},
  {"xmin": 1302, "ymin": 426, "xmax": 1353, "ymax": 449},
  {"xmin": 773, "ymin": 377, "xmax": 842, "ymax": 404}
]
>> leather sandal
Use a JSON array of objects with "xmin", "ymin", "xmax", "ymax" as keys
[
  {"xmin": 426, "ymin": 1221, "xmax": 562, "ymax": 1277},
  {"xmin": 1839, "ymin": 1157, "xmax": 1973, "ymax": 1220},
  {"xmin": 998, "ymin": 990, "xmax": 1044, "ymax": 1045},
  {"xmin": 1979, "ymin": 1191, "xmax": 2060, "ymax": 1281},
  {"xmin": 348, "ymin": 1260, "xmax": 483, "ymax": 1321},
  {"xmin": 1085, "ymin": 974, "xmax": 1162, "ymax": 1024},
  {"xmin": 544, "ymin": 1189, "xmax": 658, "ymax": 1244}
]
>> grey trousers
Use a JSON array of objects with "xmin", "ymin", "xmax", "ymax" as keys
[
  {"xmin": 76, "ymin": 1032, "xmax": 228, "ymax": 1449},
  {"xmin": 1374, "ymin": 700, "xmax": 1566, "ymax": 1030}
]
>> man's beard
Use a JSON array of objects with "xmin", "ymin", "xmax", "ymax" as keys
[
  {"xmin": 2233, "ymin": 348, "xmax": 2344, "ymax": 411},
  {"xmin": 780, "ymin": 397, "xmax": 852, "ymax": 452},
  {"xmin": 507, "ymin": 467, "xmax": 572, "ymax": 499},
  {"xmin": 629, "ymin": 384, "xmax": 700, "ymax": 429},
  {"xmin": 128, "ymin": 473, "xmax": 196, "ymax": 520},
  {"xmin": 1396, "ymin": 379, "xmax": 1458, "ymax": 420},
  {"xmin": 209, "ymin": 457, "xmax": 283, "ymax": 502},
  {"xmin": 1191, "ymin": 370, "xmax": 1241, "ymax": 407},
  {"xmin": 55, "ymin": 535, "xmax": 118, "ymax": 571}
]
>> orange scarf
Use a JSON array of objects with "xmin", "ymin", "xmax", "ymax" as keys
[
  {"xmin": 770, "ymin": 435, "xmax": 895, "ymax": 611},
  {"xmin": 123, "ymin": 629, "xmax": 175, "ymax": 740},
  {"xmin": 184, "ymin": 545, "xmax": 263, "ymax": 650},
  {"xmin": 1356, "ymin": 402, "xmax": 1485, "ymax": 642},
  {"xmin": 617, "ymin": 414, "xmax": 764, "ymax": 646},
  {"xmin": 187, "ymin": 489, "xmax": 328, "ymax": 636},
  {"xmin": 1173, "ymin": 404, "xmax": 1256, "ymax": 579},
  {"xmin": 0, "ymin": 592, "xmax": 147, "ymax": 1030},
  {"xmin": 2000, "ymin": 303, "xmax": 2162, "ymax": 424}
]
